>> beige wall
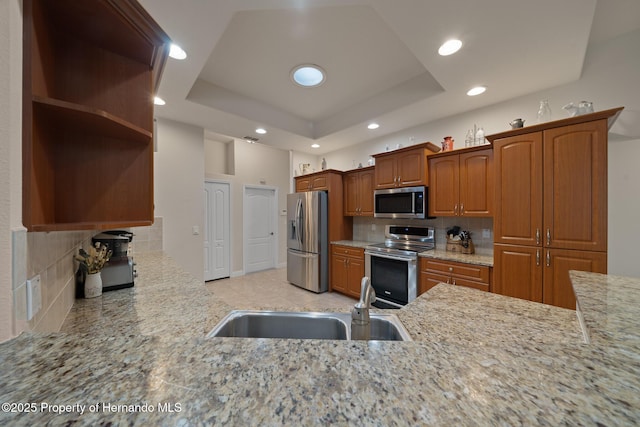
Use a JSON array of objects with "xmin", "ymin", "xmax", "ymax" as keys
[
  {"xmin": 323, "ymin": 29, "xmax": 640, "ymax": 278},
  {"xmin": 154, "ymin": 119, "xmax": 205, "ymax": 281},
  {"xmin": 0, "ymin": 0, "xmax": 18, "ymax": 341},
  {"xmin": 205, "ymin": 138, "xmax": 290, "ymax": 275}
]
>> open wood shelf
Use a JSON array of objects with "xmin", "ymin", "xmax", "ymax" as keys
[
  {"xmin": 23, "ymin": 0, "xmax": 169, "ymax": 232},
  {"xmin": 33, "ymin": 96, "xmax": 152, "ymax": 143}
]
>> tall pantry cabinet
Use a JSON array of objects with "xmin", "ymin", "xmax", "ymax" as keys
[{"xmin": 488, "ymin": 108, "xmax": 623, "ymax": 309}]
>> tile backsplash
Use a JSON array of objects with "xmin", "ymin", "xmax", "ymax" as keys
[
  {"xmin": 130, "ymin": 217, "xmax": 163, "ymax": 253},
  {"xmin": 12, "ymin": 217, "xmax": 163, "ymax": 334},
  {"xmin": 12, "ymin": 229, "xmax": 94, "ymax": 334},
  {"xmin": 353, "ymin": 216, "xmax": 494, "ymax": 255}
]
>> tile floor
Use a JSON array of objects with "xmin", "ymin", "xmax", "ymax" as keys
[{"xmin": 206, "ymin": 268, "xmax": 356, "ymax": 311}]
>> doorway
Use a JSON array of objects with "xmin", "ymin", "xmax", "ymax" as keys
[
  {"xmin": 244, "ymin": 185, "xmax": 278, "ymax": 274},
  {"xmin": 204, "ymin": 180, "xmax": 230, "ymax": 281}
]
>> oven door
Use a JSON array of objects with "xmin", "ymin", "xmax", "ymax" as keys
[{"xmin": 365, "ymin": 250, "xmax": 417, "ymax": 308}]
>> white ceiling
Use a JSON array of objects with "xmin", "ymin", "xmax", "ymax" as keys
[{"xmin": 141, "ymin": 0, "xmax": 640, "ymax": 154}]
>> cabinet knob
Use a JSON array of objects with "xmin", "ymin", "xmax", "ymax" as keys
[
  {"xmin": 546, "ymin": 228, "xmax": 551, "ymax": 246},
  {"xmin": 460, "ymin": 203, "xmax": 464, "ymax": 215},
  {"xmin": 454, "ymin": 204, "xmax": 458, "ymax": 215},
  {"xmin": 546, "ymin": 250, "xmax": 551, "ymax": 267},
  {"xmin": 536, "ymin": 228, "xmax": 540, "ymax": 245},
  {"xmin": 536, "ymin": 249, "xmax": 540, "ymax": 266},
  {"xmin": 448, "ymin": 267, "xmax": 453, "ymax": 272}
]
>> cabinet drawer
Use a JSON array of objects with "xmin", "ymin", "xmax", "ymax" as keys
[
  {"xmin": 422, "ymin": 258, "xmax": 490, "ymax": 283},
  {"xmin": 332, "ymin": 245, "xmax": 364, "ymax": 258},
  {"xmin": 450, "ymin": 277, "xmax": 490, "ymax": 292}
]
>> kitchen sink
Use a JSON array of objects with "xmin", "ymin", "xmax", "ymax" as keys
[{"xmin": 207, "ymin": 310, "xmax": 412, "ymax": 341}]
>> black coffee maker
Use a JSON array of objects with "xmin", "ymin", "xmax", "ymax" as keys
[{"xmin": 91, "ymin": 230, "xmax": 136, "ymax": 292}]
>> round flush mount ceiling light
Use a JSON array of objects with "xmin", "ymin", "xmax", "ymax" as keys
[
  {"xmin": 154, "ymin": 96, "xmax": 166, "ymax": 105},
  {"xmin": 438, "ymin": 39, "xmax": 462, "ymax": 56},
  {"xmin": 466, "ymin": 86, "xmax": 487, "ymax": 96},
  {"xmin": 291, "ymin": 64, "xmax": 326, "ymax": 87},
  {"xmin": 169, "ymin": 44, "xmax": 187, "ymax": 60},
  {"xmin": 255, "ymin": 128, "xmax": 267, "ymax": 135},
  {"xmin": 367, "ymin": 123, "xmax": 380, "ymax": 130},
  {"xmin": 311, "ymin": 144, "xmax": 320, "ymax": 149}
]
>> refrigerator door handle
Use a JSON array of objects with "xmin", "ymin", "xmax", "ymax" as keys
[
  {"xmin": 296, "ymin": 198, "xmax": 303, "ymax": 247},
  {"xmin": 287, "ymin": 249, "xmax": 316, "ymax": 258}
]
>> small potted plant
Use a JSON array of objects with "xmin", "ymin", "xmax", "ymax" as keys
[{"xmin": 75, "ymin": 242, "xmax": 112, "ymax": 298}]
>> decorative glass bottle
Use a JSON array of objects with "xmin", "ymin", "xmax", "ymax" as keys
[{"xmin": 537, "ymin": 100, "xmax": 552, "ymax": 123}]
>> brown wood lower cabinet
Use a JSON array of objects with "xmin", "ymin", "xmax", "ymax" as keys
[
  {"xmin": 493, "ymin": 244, "xmax": 607, "ymax": 309},
  {"xmin": 419, "ymin": 257, "xmax": 491, "ymax": 295},
  {"xmin": 330, "ymin": 245, "xmax": 364, "ymax": 299}
]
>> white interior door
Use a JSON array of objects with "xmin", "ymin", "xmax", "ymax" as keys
[
  {"xmin": 204, "ymin": 181, "xmax": 230, "ymax": 281},
  {"xmin": 244, "ymin": 186, "xmax": 277, "ymax": 273}
]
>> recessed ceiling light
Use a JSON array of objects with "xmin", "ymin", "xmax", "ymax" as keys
[
  {"xmin": 367, "ymin": 123, "xmax": 380, "ymax": 130},
  {"xmin": 438, "ymin": 39, "xmax": 462, "ymax": 56},
  {"xmin": 311, "ymin": 144, "xmax": 320, "ymax": 148},
  {"xmin": 291, "ymin": 64, "xmax": 326, "ymax": 87},
  {"xmin": 467, "ymin": 86, "xmax": 487, "ymax": 96},
  {"xmin": 154, "ymin": 96, "xmax": 166, "ymax": 105},
  {"xmin": 169, "ymin": 44, "xmax": 187, "ymax": 60},
  {"xmin": 255, "ymin": 128, "xmax": 267, "ymax": 134}
]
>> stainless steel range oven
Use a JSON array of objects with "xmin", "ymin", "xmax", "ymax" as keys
[{"xmin": 365, "ymin": 225, "xmax": 434, "ymax": 309}]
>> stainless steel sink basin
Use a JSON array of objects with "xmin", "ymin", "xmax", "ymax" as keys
[{"xmin": 207, "ymin": 310, "xmax": 412, "ymax": 341}]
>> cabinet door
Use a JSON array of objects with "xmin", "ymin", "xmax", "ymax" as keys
[
  {"xmin": 346, "ymin": 256, "xmax": 365, "ymax": 298},
  {"xmin": 374, "ymin": 156, "xmax": 397, "ymax": 189},
  {"xmin": 359, "ymin": 169, "xmax": 375, "ymax": 216},
  {"xmin": 343, "ymin": 173, "xmax": 359, "ymax": 216},
  {"xmin": 543, "ymin": 249, "xmax": 607, "ymax": 310},
  {"xmin": 295, "ymin": 178, "xmax": 311, "ymax": 192},
  {"xmin": 330, "ymin": 253, "xmax": 348, "ymax": 294},
  {"xmin": 397, "ymin": 149, "xmax": 426, "ymax": 186},
  {"xmin": 420, "ymin": 271, "xmax": 450, "ymax": 295},
  {"xmin": 460, "ymin": 149, "xmax": 493, "ymax": 217},
  {"xmin": 543, "ymin": 120, "xmax": 608, "ymax": 251},
  {"xmin": 310, "ymin": 174, "xmax": 329, "ymax": 190},
  {"xmin": 493, "ymin": 244, "xmax": 543, "ymax": 302},
  {"xmin": 494, "ymin": 133, "xmax": 543, "ymax": 246},
  {"xmin": 428, "ymin": 155, "xmax": 459, "ymax": 216}
]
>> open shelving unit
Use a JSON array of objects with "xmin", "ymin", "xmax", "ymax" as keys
[{"xmin": 22, "ymin": 0, "xmax": 170, "ymax": 231}]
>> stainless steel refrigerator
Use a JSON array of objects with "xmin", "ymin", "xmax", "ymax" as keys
[{"xmin": 287, "ymin": 191, "xmax": 328, "ymax": 293}]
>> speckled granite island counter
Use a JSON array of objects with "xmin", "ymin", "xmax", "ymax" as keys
[{"xmin": 1, "ymin": 252, "xmax": 638, "ymax": 426}]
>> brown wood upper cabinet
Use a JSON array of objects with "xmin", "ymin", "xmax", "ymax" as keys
[
  {"xmin": 295, "ymin": 171, "xmax": 332, "ymax": 192},
  {"xmin": 22, "ymin": 0, "xmax": 170, "ymax": 231},
  {"xmin": 492, "ymin": 120, "xmax": 608, "ymax": 251},
  {"xmin": 488, "ymin": 108, "xmax": 623, "ymax": 309},
  {"xmin": 343, "ymin": 167, "xmax": 375, "ymax": 216},
  {"xmin": 373, "ymin": 143, "xmax": 437, "ymax": 189},
  {"xmin": 294, "ymin": 170, "xmax": 352, "ymax": 243},
  {"xmin": 428, "ymin": 147, "xmax": 493, "ymax": 217}
]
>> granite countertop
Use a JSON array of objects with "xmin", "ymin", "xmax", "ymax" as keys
[
  {"xmin": 332, "ymin": 240, "xmax": 494, "ymax": 267},
  {"xmin": 0, "ymin": 252, "xmax": 638, "ymax": 425},
  {"xmin": 418, "ymin": 249, "xmax": 494, "ymax": 267},
  {"xmin": 330, "ymin": 240, "xmax": 376, "ymax": 249}
]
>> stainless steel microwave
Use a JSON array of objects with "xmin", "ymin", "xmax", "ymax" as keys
[{"xmin": 374, "ymin": 186, "xmax": 427, "ymax": 219}]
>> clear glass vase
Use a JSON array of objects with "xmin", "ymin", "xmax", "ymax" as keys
[{"xmin": 537, "ymin": 100, "xmax": 552, "ymax": 123}]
